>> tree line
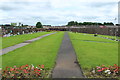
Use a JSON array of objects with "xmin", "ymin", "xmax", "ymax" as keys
[
  {"xmin": 66, "ymin": 21, "xmax": 114, "ymax": 26},
  {"xmin": 5, "ymin": 22, "xmax": 43, "ymax": 28}
]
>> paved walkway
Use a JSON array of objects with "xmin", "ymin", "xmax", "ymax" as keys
[
  {"xmin": 0, "ymin": 32, "xmax": 56, "ymax": 55},
  {"xmin": 52, "ymin": 32, "xmax": 84, "ymax": 78}
]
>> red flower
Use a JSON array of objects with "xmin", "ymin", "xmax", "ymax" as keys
[
  {"xmin": 97, "ymin": 68, "xmax": 107, "ymax": 72},
  {"xmin": 98, "ymin": 70, "xmax": 102, "ymax": 72},
  {"xmin": 26, "ymin": 64, "xmax": 28, "ymax": 67},
  {"xmin": 15, "ymin": 71, "xmax": 19, "ymax": 73},
  {"xmin": 114, "ymin": 69, "xmax": 119, "ymax": 72},
  {"xmin": 10, "ymin": 68, "xmax": 14, "ymax": 71},
  {"xmin": 2, "ymin": 64, "xmax": 47, "ymax": 78},
  {"xmin": 27, "ymin": 68, "xmax": 31, "ymax": 70},
  {"xmin": 14, "ymin": 66, "xmax": 17, "ymax": 68},
  {"xmin": 23, "ymin": 69, "xmax": 28, "ymax": 73},
  {"xmin": 38, "ymin": 69, "xmax": 41, "ymax": 71},
  {"xmin": 41, "ymin": 65, "xmax": 44, "ymax": 68},
  {"xmin": 101, "ymin": 68, "xmax": 107, "ymax": 71},
  {"xmin": 36, "ymin": 72, "xmax": 40, "ymax": 75},
  {"xmin": 21, "ymin": 65, "xmax": 26, "ymax": 69},
  {"xmin": 11, "ymin": 74, "xmax": 14, "ymax": 76},
  {"xmin": 34, "ymin": 68, "xmax": 38, "ymax": 71}
]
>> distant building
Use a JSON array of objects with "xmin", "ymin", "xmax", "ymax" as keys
[
  {"xmin": 26, "ymin": 26, "xmax": 36, "ymax": 28},
  {"xmin": 1, "ymin": 24, "xmax": 12, "ymax": 29},
  {"xmin": 43, "ymin": 25, "xmax": 51, "ymax": 29}
]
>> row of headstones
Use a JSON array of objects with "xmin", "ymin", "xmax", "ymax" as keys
[
  {"xmin": 70, "ymin": 27, "xmax": 120, "ymax": 37},
  {"xmin": 2, "ymin": 27, "xmax": 69, "ymax": 37},
  {"xmin": 2, "ymin": 28, "xmax": 46, "ymax": 37},
  {"xmin": 70, "ymin": 27, "xmax": 120, "ymax": 41}
]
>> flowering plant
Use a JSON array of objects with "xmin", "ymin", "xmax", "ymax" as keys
[
  {"xmin": 91, "ymin": 64, "xmax": 120, "ymax": 77},
  {"xmin": 1, "ymin": 64, "xmax": 50, "ymax": 78}
]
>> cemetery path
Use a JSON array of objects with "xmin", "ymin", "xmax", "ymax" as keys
[
  {"xmin": 52, "ymin": 32, "xmax": 84, "ymax": 78},
  {"xmin": 0, "ymin": 32, "xmax": 56, "ymax": 55}
]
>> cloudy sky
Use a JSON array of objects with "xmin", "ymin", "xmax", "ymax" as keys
[{"xmin": 0, "ymin": 0, "xmax": 119, "ymax": 26}]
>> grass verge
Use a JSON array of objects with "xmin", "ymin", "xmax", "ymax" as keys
[
  {"xmin": 69, "ymin": 32, "xmax": 118, "ymax": 77},
  {"xmin": 1, "ymin": 32, "xmax": 64, "ymax": 70},
  {"xmin": 2, "ymin": 32, "xmax": 52, "ymax": 49}
]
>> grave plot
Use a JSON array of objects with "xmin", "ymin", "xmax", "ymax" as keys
[
  {"xmin": 69, "ymin": 32, "xmax": 118, "ymax": 78},
  {"xmin": 1, "ymin": 31, "xmax": 119, "ymax": 78},
  {"xmin": 1, "ymin": 32, "xmax": 64, "ymax": 78},
  {"xmin": 2, "ymin": 32, "xmax": 52, "ymax": 49},
  {"xmin": 1, "ymin": 32, "xmax": 56, "ymax": 55}
]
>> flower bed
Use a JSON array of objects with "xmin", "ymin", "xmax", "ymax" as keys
[
  {"xmin": 86, "ymin": 64, "xmax": 120, "ymax": 78},
  {"xmin": 1, "ymin": 64, "xmax": 50, "ymax": 78}
]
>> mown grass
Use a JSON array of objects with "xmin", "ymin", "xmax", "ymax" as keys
[
  {"xmin": 96, "ymin": 34, "xmax": 117, "ymax": 40},
  {"xmin": 82, "ymin": 33, "xmax": 118, "ymax": 40},
  {"xmin": 69, "ymin": 32, "xmax": 118, "ymax": 70},
  {"xmin": 2, "ymin": 32, "xmax": 52, "ymax": 49},
  {"xmin": 0, "ymin": 37, "xmax": 2, "ymax": 49},
  {"xmin": 0, "ymin": 37, "xmax": 1, "ymax": 68},
  {"xmin": 1, "ymin": 32, "xmax": 64, "ymax": 69}
]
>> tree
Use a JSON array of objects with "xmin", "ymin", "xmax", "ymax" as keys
[
  {"xmin": 78, "ymin": 22, "xmax": 83, "ymax": 26},
  {"xmin": 67, "ymin": 21, "xmax": 75, "ymax": 26},
  {"xmin": 11, "ymin": 23, "xmax": 17, "ymax": 26},
  {"xmin": 74, "ymin": 21, "xmax": 79, "ymax": 26},
  {"xmin": 104, "ymin": 22, "xmax": 114, "ymax": 25},
  {"xmin": 66, "ymin": 21, "xmax": 104, "ymax": 26},
  {"xmin": 36, "ymin": 22, "xmax": 43, "ymax": 28}
]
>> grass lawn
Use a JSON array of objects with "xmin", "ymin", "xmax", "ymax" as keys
[
  {"xmin": 0, "ymin": 37, "xmax": 1, "ymax": 68},
  {"xmin": 0, "ymin": 37, "xmax": 1, "ymax": 49},
  {"xmin": 78, "ymin": 32, "xmax": 117, "ymax": 40},
  {"xmin": 69, "ymin": 32, "xmax": 118, "ymax": 70},
  {"xmin": 96, "ymin": 34, "xmax": 117, "ymax": 40},
  {"xmin": 2, "ymin": 32, "xmax": 52, "ymax": 49},
  {"xmin": 1, "ymin": 32, "xmax": 64, "ymax": 69}
]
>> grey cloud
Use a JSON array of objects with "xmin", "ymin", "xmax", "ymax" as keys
[
  {"xmin": 0, "ymin": 1, "xmax": 118, "ymax": 26},
  {"xmin": 0, "ymin": 6, "xmax": 15, "ymax": 11},
  {"xmin": 87, "ymin": 2, "xmax": 117, "ymax": 8},
  {"xmin": 0, "ymin": 3, "xmax": 17, "ymax": 11},
  {"xmin": 81, "ymin": 16, "xmax": 99, "ymax": 20},
  {"xmin": 0, "ymin": 1, "xmax": 52, "ymax": 12},
  {"xmin": 0, "ymin": 2, "xmax": 26, "ymax": 11}
]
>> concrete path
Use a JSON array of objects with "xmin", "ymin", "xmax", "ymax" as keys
[
  {"xmin": 0, "ymin": 32, "xmax": 56, "ymax": 55},
  {"xmin": 52, "ymin": 32, "xmax": 84, "ymax": 78}
]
